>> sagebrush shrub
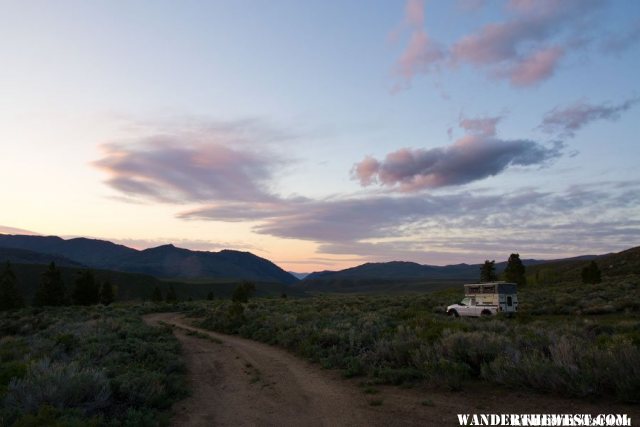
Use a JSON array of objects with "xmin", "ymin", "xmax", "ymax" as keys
[{"xmin": 4, "ymin": 359, "xmax": 111, "ymax": 415}]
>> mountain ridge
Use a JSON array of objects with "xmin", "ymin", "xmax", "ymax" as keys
[
  {"xmin": 297, "ymin": 251, "xmax": 632, "ymax": 293},
  {"xmin": 0, "ymin": 234, "xmax": 297, "ymax": 285}
]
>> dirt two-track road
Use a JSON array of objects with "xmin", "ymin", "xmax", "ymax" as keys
[{"xmin": 144, "ymin": 313, "xmax": 640, "ymax": 427}]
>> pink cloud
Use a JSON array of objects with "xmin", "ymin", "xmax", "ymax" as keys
[
  {"xmin": 352, "ymin": 135, "xmax": 563, "ymax": 192},
  {"xmin": 458, "ymin": 115, "xmax": 502, "ymax": 137},
  {"xmin": 505, "ymin": 46, "xmax": 564, "ymax": 87},
  {"xmin": 405, "ymin": 0, "xmax": 425, "ymax": 27},
  {"xmin": 93, "ymin": 123, "xmax": 286, "ymax": 204},
  {"xmin": 390, "ymin": 0, "xmax": 606, "ymax": 88},
  {"xmin": 448, "ymin": 0, "xmax": 600, "ymax": 85},
  {"xmin": 352, "ymin": 116, "xmax": 564, "ymax": 192},
  {"xmin": 0, "ymin": 225, "xmax": 40, "ymax": 236},
  {"xmin": 450, "ymin": 1, "xmax": 579, "ymax": 62},
  {"xmin": 395, "ymin": 29, "xmax": 444, "ymax": 83},
  {"xmin": 352, "ymin": 156, "xmax": 381, "ymax": 186},
  {"xmin": 391, "ymin": 0, "xmax": 444, "ymax": 90},
  {"xmin": 451, "ymin": 21, "xmax": 527, "ymax": 65}
]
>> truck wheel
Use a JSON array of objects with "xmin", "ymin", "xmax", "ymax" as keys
[
  {"xmin": 448, "ymin": 310, "xmax": 459, "ymax": 318},
  {"xmin": 481, "ymin": 310, "xmax": 492, "ymax": 317}
]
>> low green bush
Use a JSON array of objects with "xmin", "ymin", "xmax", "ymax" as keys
[{"xmin": 0, "ymin": 306, "xmax": 187, "ymax": 425}]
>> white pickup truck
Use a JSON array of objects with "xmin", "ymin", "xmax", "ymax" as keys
[{"xmin": 447, "ymin": 282, "xmax": 518, "ymax": 317}]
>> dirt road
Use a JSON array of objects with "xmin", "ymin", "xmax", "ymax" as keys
[{"xmin": 144, "ymin": 313, "xmax": 639, "ymax": 427}]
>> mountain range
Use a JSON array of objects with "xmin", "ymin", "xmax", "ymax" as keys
[
  {"xmin": 1, "ymin": 232, "xmax": 636, "ymax": 296},
  {"xmin": 0, "ymin": 234, "xmax": 297, "ymax": 284}
]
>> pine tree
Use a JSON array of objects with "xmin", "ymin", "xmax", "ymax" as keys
[
  {"xmin": 206, "ymin": 291, "xmax": 214, "ymax": 301},
  {"xmin": 165, "ymin": 285, "xmax": 178, "ymax": 303},
  {"xmin": 151, "ymin": 285, "xmax": 163, "ymax": 303},
  {"xmin": 232, "ymin": 281, "xmax": 256, "ymax": 303},
  {"xmin": 72, "ymin": 270, "xmax": 99, "ymax": 305},
  {"xmin": 581, "ymin": 261, "xmax": 602, "ymax": 284},
  {"xmin": 479, "ymin": 260, "xmax": 497, "ymax": 283},
  {"xmin": 100, "ymin": 280, "xmax": 115, "ymax": 305},
  {"xmin": 0, "ymin": 262, "xmax": 24, "ymax": 311},
  {"xmin": 504, "ymin": 253, "xmax": 526, "ymax": 286},
  {"xmin": 34, "ymin": 262, "xmax": 66, "ymax": 306},
  {"xmin": 592, "ymin": 261, "xmax": 602, "ymax": 283}
]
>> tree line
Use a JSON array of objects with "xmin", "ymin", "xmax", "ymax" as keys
[
  {"xmin": 0, "ymin": 261, "xmax": 115, "ymax": 311},
  {"xmin": 479, "ymin": 254, "xmax": 602, "ymax": 285},
  {"xmin": 479, "ymin": 254, "xmax": 527, "ymax": 285},
  {"xmin": 148, "ymin": 280, "xmax": 256, "ymax": 304}
]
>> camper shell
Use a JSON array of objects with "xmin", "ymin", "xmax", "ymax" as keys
[{"xmin": 447, "ymin": 282, "xmax": 518, "ymax": 317}]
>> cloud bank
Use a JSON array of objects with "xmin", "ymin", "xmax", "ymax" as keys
[{"xmin": 181, "ymin": 181, "xmax": 640, "ymax": 262}]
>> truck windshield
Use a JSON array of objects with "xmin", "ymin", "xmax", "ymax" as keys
[{"xmin": 460, "ymin": 297, "xmax": 471, "ymax": 306}]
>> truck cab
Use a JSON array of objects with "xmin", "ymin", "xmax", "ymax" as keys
[{"xmin": 447, "ymin": 282, "xmax": 518, "ymax": 317}]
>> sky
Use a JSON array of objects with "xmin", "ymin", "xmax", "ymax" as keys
[{"xmin": 1, "ymin": 0, "xmax": 639, "ymax": 272}]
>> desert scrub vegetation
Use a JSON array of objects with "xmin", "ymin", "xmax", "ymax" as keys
[
  {"xmin": 0, "ymin": 305, "xmax": 187, "ymax": 426},
  {"xmin": 518, "ymin": 275, "xmax": 640, "ymax": 315},
  {"xmin": 190, "ymin": 284, "xmax": 640, "ymax": 402}
]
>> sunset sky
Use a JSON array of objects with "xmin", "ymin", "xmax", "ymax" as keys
[{"xmin": 1, "ymin": 0, "xmax": 639, "ymax": 272}]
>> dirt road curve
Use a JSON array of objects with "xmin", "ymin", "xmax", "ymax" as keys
[
  {"xmin": 144, "ymin": 313, "xmax": 640, "ymax": 427},
  {"xmin": 145, "ymin": 312, "xmax": 376, "ymax": 426}
]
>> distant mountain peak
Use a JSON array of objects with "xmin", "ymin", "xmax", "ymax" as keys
[{"xmin": 147, "ymin": 243, "xmax": 177, "ymax": 250}]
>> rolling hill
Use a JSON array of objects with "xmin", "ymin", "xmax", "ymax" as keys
[
  {"xmin": 526, "ymin": 246, "xmax": 639, "ymax": 284},
  {"xmin": 0, "ymin": 234, "xmax": 297, "ymax": 284}
]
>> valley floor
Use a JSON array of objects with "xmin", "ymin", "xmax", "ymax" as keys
[{"xmin": 145, "ymin": 313, "xmax": 640, "ymax": 427}]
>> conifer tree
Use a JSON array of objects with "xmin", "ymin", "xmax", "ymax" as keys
[
  {"xmin": 480, "ymin": 260, "xmax": 497, "ymax": 283},
  {"xmin": 581, "ymin": 260, "xmax": 602, "ymax": 284},
  {"xmin": 165, "ymin": 285, "xmax": 178, "ymax": 303},
  {"xmin": 232, "ymin": 281, "xmax": 256, "ymax": 303},
  {"xmin": 0, "ymin": 262, "xmax": 24, "ymax": 310},
  {"xmin": 34, "ymin": 262, "xmax": 66, "ymax": 306},
  {"xmin": 72, "ymin": 270, "xmax": 99, "ymax": 305},
  {"xmin": 151, "ymin": 285, "xmax": 163, "ymax": 303},
  {"xmin": 100, "ymin": 280, "xmax": 115, "ymax": 305},
  {"xmin": 504, "ymin": 253, "xmax": 526, "ymax": 286}
]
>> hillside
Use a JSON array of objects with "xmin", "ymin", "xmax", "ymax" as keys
[
  {"xmin": 0, "ymin": 234, "xmax": 297, "ymax": 284},
  {"xmin": 526, "ymin": 246, "xmax": 639, "ymax": 284},
  {"xmin": 299, "ymin": 248, "xmax": 637, "ymax": 293},
  {"xmin": 0, "ymin": 247, "xmax": 85, "ymax": 268}
]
